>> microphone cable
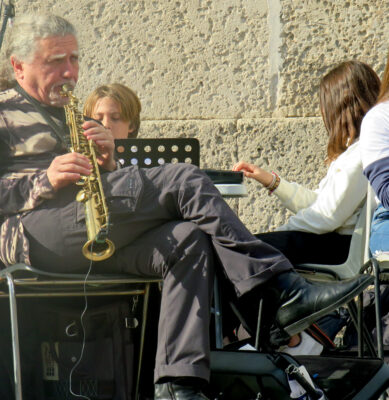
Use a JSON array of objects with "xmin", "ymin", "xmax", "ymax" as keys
[{"xmin": 68, "ymin": 251, "xmax": 94, "ymax": 400}]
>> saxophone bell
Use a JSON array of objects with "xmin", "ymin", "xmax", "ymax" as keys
[
  {"xmin": 83, "ymin": 237, "xmax": 115, "ymax": 262},
  {"xmin": 81, "ymin": 204, "xmax": 115, "ymax": 261}
]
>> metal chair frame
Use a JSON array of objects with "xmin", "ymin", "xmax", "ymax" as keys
[
  {"xmin": 361, "ymin": 184, "xmax": 389, "ymax": 360},
  {"xmin": 0, "ymin": 263, "xmax": 160, "ymax": 400}
]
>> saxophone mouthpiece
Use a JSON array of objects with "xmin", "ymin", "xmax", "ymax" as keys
[{"xmin": 61, "ymin": 83, "xmax": 73, "ymax": 93}]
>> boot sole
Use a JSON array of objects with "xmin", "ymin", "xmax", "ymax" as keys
[{"xmin": 281, "ymin": 275, "xmax": 374, "ymax": 337}]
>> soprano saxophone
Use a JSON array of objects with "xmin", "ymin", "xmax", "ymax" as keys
[{"xmin": 61, "ymin": 83, "xmax": 115, "ymax": 261}]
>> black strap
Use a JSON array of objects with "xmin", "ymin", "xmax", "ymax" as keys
[
  {"xmin": 0, "ymin": 1, "xmax": 15, "ymax": 51},
  {"xmin": 14, "ymin": 84, "xmax": 69, "ymax": 148}
]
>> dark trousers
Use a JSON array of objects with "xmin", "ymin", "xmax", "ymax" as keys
[
  {"xmin": 22, "ymin": 163, "xmax": 292, "ymax": 382},
  {"xmin": 255, "ymin": 230, "xmax": 351, "ymax": 266}
]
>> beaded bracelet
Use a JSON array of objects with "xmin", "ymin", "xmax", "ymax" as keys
[
  {"xmin": 267, "ymin": 172, "xmax": 280, "ymax": 195},
  {"xmin": 265, "ymin": 173, "xmax": 276, "ymax": 190}
]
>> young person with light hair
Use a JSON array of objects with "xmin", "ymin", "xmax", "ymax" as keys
[
  {"xmin": 84, "ymin": 83, "xmax": 141, "ymax": 139},
  {"xmin": 235, "ymin": 60, "xmax": 380, "ymax": 267}
]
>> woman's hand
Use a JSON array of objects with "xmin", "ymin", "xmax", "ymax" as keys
[
  {"xmin": 233, "ymin": 161, "xmax": 274, "ymax": 187},
  {"xmin": 82, "ymin": 120, "xmax": 116, "ymax": 171}
]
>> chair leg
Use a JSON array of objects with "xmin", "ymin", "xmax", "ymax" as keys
[
  {"xmin": 213, "ymin": 276, "xmax": 224, "ymax": 350},
  {"xmin": 372, "ymin": 258, "xmax": 384, "ymax": 359},
  {"xmin": 5, "ymin": 271, "xmax": 23, "ymax": 400},
  {"xmin": 348, "ymin": 300, "xmax": 376, "ymax": 357},
  {"xmin": 358, "ymin": 293, "xmax": 364, "ymax": 357},
  {"xmin": 135, "ymin": 282, "xmax": 151, "ymax": 400},
  {"xmin": 254, "ymin": 298, "xmax": 264, "ymax": 350}
]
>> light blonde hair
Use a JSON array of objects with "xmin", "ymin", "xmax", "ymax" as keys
[{"xmin": 84, "ymin": 83, "xmax": 141, "ymax": 138}]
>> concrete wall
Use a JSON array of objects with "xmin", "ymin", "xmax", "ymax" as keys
[{"xmin": 7, "ymin": 0, "xmax": 389, "ymax": 232}]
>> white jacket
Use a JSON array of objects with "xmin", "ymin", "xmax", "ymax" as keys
[{"xmin": 273, "ymin": 141, "xmax": 367, "ymax": 235}]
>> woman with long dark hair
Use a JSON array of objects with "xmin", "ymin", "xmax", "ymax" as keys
[
  {"xmin": 234, "ymin": 61, "xmax": 380, "ymax": 266},
  {"xmin": 233, "ymin": 61, "xmax": 380, "ymax": 354}
]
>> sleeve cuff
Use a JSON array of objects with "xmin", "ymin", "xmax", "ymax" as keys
[
  {"xmin": 273, "ymin": 178, "xmax": 294, "ymax": 199},
  {"xmin": 35, "ymin": 172, "xmax": 56, "ymax": 199}
]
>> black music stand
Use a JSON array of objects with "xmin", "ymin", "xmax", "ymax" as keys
[
  {"xmin": 115, "ymin": 138, "xmax": 200, "ymax": 168},
  {"xmin": 114, "ymin": 138, "xmax": 246, "ymax": 197}
]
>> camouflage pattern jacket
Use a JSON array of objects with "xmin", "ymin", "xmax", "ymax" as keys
[{"xmin": 0, "ymin": 88, "xmax": 68, "ymax": 266}]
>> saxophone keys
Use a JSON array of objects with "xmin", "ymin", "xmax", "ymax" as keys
[{"xmin": 76, "ymin": 190, "xmax": 89, "ymax": 203}]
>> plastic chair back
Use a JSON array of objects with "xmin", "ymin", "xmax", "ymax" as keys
[{"xmin": 296, "ymin": 197, "xmax": 372, "ymax": 281}]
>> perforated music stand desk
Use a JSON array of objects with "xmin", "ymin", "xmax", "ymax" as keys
[
  {"xmin": 115, "ymin": 138, "xmax": 247, "ymax": 197},
  {"xmin": 115, "ymin": 138, "xmax": 200, "ymax": 168}
]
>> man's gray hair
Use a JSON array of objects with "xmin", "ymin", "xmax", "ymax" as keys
[{"xmin": 0, "ymin": 14, "xmax": 77, "ymax": 90}]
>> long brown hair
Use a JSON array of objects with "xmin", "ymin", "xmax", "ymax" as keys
[
  {"xmin": 319, "ymin": 61, "xmax": 380, "ymax": 164},
  {"xmin": 377, "ymin": 52, "xmax": 389, "ymax": 104}
]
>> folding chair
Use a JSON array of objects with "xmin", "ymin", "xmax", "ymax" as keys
[
  {"xmin": 0, "ymin": 263, "xmax": 160, "ymax": 400},
  {"xmin": 294, "ymin": 196, "xmax": 379, "ymax": 357}
]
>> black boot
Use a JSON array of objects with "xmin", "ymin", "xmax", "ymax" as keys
[
  {"xmin": 154, "ymin": 382, "xmax": 209, "ymax": 400},
  {"xmin": 263, "ymin": 271, "xmax": 373, "ymax": 340}
]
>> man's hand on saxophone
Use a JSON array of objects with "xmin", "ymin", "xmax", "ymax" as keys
[
  {"xmin": 82, "ymin": 119, "xmax": 117, "ymax": 172},
  {"xmin": 47, "ymin": 119, "xmax": 116, "ymax": 191},
  {"xmin": 46, "ymin": 152, "xmax": 92, "ymax": 191}
]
